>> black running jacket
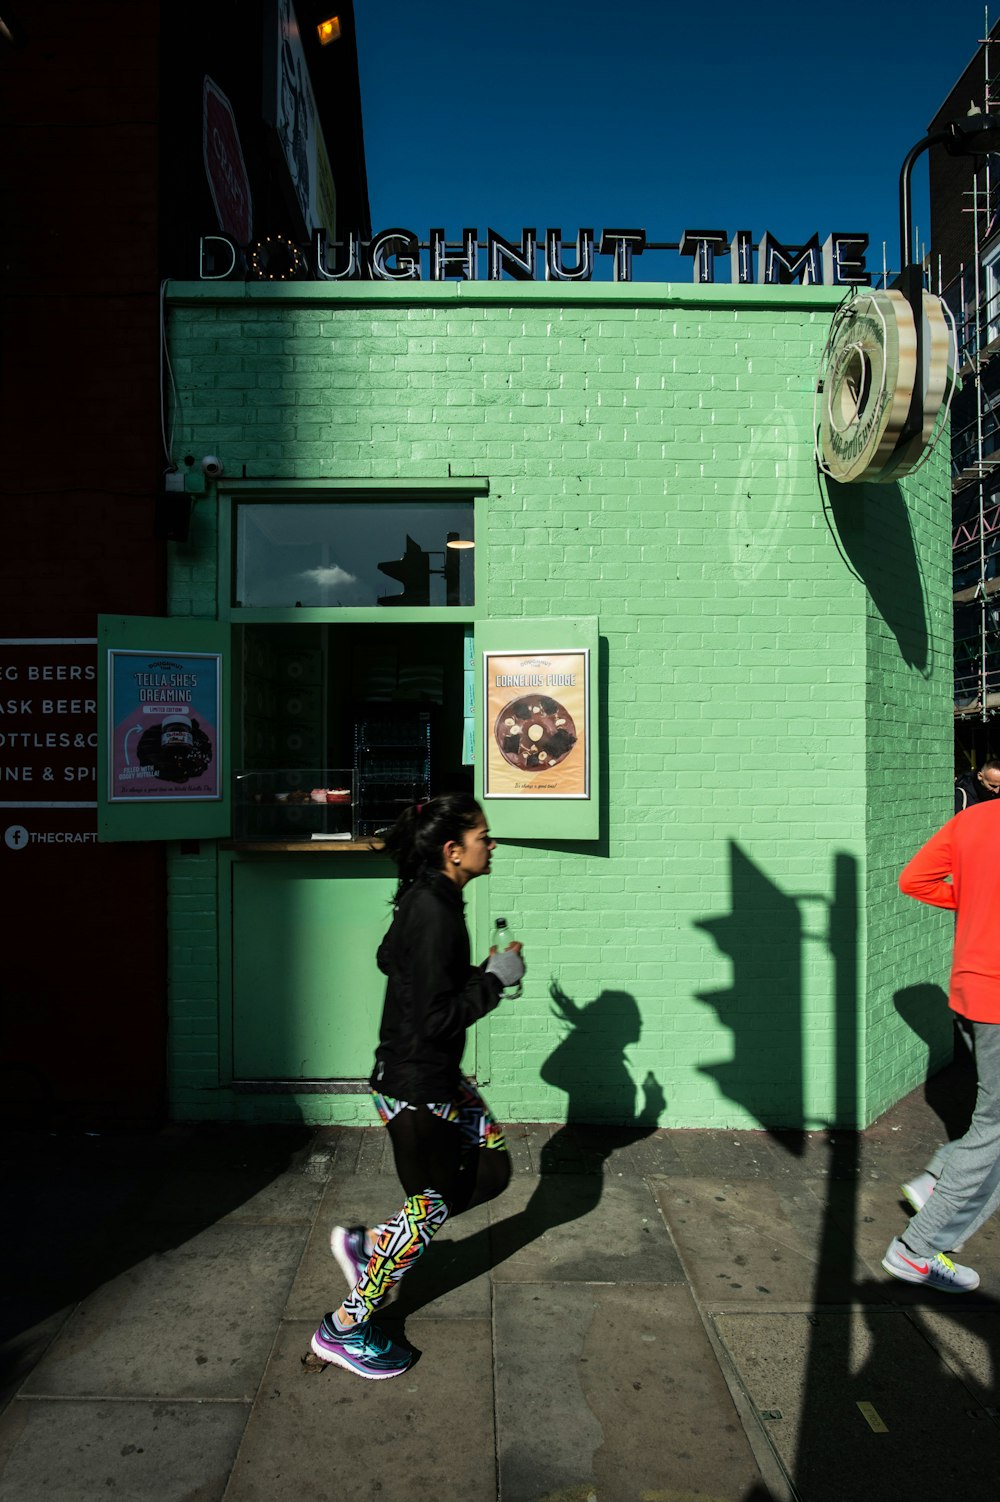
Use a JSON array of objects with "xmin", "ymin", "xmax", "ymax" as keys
[{"xmin": 370, "ymin": 867, "xmax": 502, "ymax": 1102}]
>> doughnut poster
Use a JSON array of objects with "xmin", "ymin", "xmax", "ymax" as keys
[{"xmin": 483, "ymin": 649, "xmax": 589, "ymax": 798}]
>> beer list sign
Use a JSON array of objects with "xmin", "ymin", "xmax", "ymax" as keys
[{"xmin": 0, "ymin": 638, "xmax": 98, "ymax": 852}]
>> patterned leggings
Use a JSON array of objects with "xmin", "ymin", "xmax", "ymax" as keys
[{"xmin": 339, "ymin": 1078, "xmax": 509, "ymax": 1325}]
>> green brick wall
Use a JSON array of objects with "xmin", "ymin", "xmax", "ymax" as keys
[
  {"xmin": 861, "ymin": 459, "xmax": 955, "ymax": 1118},
  {"xmin": 162, "ymin": 281, "xmax": 954, "ymax": 1130}
]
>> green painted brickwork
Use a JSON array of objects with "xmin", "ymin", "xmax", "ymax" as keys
[
  {"xmin": 162, "ymin": 281, "xmax": 953, "ymax": 1130},
  {"xmin": 861, "ymin": 461, "xmax": 955, "ymax": 1118}
]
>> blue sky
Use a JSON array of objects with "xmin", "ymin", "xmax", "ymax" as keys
[{"xmin": 355, "ymin": 0, "xmax": 995, "ymax": 284}]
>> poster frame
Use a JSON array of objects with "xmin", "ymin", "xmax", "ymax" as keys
[
  {"xmin": 107, "ymin": 648, "xmax": 223, "ymax": 803},
  {"xmin": 482, "ymin": 646, "xmax": 590, "ymax": 801}
]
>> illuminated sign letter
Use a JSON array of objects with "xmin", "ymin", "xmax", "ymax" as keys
[
  {"xmin": 731, "ymin": 230, "xmax": 754, "ymax": 284},
  {"xmin": 488, "ymin": 227, "xmax": 536, "ymax": 281},
  {"xmin": 430, "ymin": 227, "xmax": 478, "ymax": 281},
  {"xmin": 822, "ymin": 233, "xmax": 871, "ymax": 287},
  {"xmin": 545, "ymin": 228, "xmax": 595, "ymax": 282},
  {"xmin": 199, "ymin": 235, "xmax": 238, "ymax": 280},
  {"xmin": 314, "ymin": 229, "xmax": 360, "ymax": 280},
  {"xmin": 370, "ymin": 229, "xmax": 421, "ymax": 280},
  {"xmin": 598, "ymin": 229, "xmax": 646, "ymax": 282},
  {"xmin": 759, "ymin": 232, "xmax": 821, "ymax": 285},
  {"xmin": 678, "ymin": 230, "xmax": 728, "ymax": 285}
]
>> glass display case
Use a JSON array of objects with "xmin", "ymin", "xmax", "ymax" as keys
[
  {"xmin": 354, "ymin": 712, "xmax": 431, "ymax": 838},
  {"xmin": 234, "ymin": 769, "xmax": 356, "ymax": 842}
]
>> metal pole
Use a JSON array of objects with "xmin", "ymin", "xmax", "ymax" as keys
[{"xmin": 899, "ymin": 131, "xmax": 953, "ymax": 270}]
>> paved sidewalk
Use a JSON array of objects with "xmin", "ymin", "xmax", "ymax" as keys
[{"xmin": 1, "ymin": 1056, "xmax": 999, "ymax": 1501}]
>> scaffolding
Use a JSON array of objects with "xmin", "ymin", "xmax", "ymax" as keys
[{"xmin": 943, "ymin": 9, "xmax": 1000, "ymax": 725}]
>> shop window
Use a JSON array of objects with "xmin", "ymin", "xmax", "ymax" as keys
[
  {"xmin": 235, "ymin": 622, "xmax": 473, "ymax": 841},
  {"xmin": 234, "ymin": 501, "xmax": 475, "ymax": 608}
]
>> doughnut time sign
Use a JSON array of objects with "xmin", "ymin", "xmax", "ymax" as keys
[
  {"xmin": 815, "ymin": 288, "xmax": 956, "ymax": 483},
  {"xmin": 198, "ymin": 228, "xmax": 872, "ymax": 285}
]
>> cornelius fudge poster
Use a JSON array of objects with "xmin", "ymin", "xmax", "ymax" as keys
[
  {"xmin": 108, "ymin": 650, "xmax": 221, "ymax": 801},
  {"xmin": 483, "ymin": 649, "xmax": 589, "ymax": 798}
]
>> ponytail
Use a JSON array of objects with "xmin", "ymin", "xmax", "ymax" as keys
[{"xmin": 382, "ymin": 793, "xmax": 484, "ymax": 900}]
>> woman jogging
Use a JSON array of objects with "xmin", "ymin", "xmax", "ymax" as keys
[{"xmin": 308, "ymin": 793, "xmax": 525, "ymax": 1379}]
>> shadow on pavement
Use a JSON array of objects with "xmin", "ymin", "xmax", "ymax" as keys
[
  {"xmin": 0, "ymin": 1121, "xmax": 312, "ymax": 1404},
  {"xmin": 694, "ymin": 843, "xmax": 1000, "ymax": 1499},
  {"xmin": 390, "ymin": 980, "xmax": 664, "ymax": 1320},
  {"xmin": 894, "ymin": 983, "xmax": 977, "ymax": 1140}
]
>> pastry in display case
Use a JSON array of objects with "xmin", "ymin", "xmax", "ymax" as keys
[{"xmin": 234, "ymin": 770, "xmax": 356, "ymax": 842}]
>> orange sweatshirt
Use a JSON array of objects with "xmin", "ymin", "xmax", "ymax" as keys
[{"xmin": 899, "ymin": 798, "xmax": 1000, "ymax": 1023}]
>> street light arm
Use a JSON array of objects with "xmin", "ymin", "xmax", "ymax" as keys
[
  {"xmin": 892, "ymin": 116, "xmax": 1000, "ymax": 452},
  {"xmin": 899, "ymin": 116, "xmax": 1000, "ymax": 270},
  {"xmin": 898, "ymin": 129, "xmax": 954, "ymax": 270}
]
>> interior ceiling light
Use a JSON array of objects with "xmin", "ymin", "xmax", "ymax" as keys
[
  {"xmin": 445, "ymin": 538, "xmax": 475, "ymax": 549},
  {"xmin": 317, "ymin": 16, "xmax": 341, "ymax": 44}
]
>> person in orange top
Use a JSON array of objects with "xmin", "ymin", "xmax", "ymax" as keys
[{"xmin": 882, "ymin": 798, "xmax": 1000, "ymax": 1292}]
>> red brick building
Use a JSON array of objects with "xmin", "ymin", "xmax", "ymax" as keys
[{"xmin": 0, "ymin": 0, "xmax": 368, "ymax": 1124}]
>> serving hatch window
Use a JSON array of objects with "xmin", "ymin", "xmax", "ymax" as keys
[{"xmin": 234, "ymin": 501, "xmax": 475, "ymax": 608}]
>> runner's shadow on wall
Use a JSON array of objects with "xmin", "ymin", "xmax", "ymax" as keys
[{"xmin": 388, "ymin": 982, "xmax": 665, "ymax": 1319}]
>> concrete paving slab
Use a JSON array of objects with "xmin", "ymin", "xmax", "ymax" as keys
[
  {"xmin": 671, "ymin": 1130, "xmax": 834, "ymax": 1183},
  {"xmin": 917, "ymin": 1309, "xmax": 1000, "ymax": 1404},
  {"xmin": 713, "ymin": 1306, "xmax": 1000, "ymax": 1499},
  {"xmin": 224, "ymin": 1318, "xmax": 495, "ymax": 1502},
  {"xmin": 488, "ymin": 1175, "xmax": 685, "ymax": 1285},
  {"xmin": 0, "ymin": 1397, "xmax": 248, "ymax": 1502},
  {"xmin": 140, "ymin": 1168, "xmax": 325, "ymax": 1226},
  {"xmin": 499, "ymin": 1122, "xmax": 535, "ymax": 1176},
  {"xmin": 520, "ymin": 1123, "xmax": 555, "ymax": 1166},
  {"xmin": 0, "ymin": 1309, "xmax": 70, "ymax": 1416},
  {"xmin": 652, "ymin": 1177, "xmax": 867, "ymax": 1307},
  {"xmin": 612, "ymin": 1130, "xmax": 687, "ymax": 1178},
  {"xmin": 286, "ymin": 1177, "xmax": 492, "ymax": 1321},
  {"xmin": 22, "ymin": 1223, "xmax": 307, "ymax": 1402},
  {"xmin": 494, "ymin": 1282, "xmax": 765, "ymax": 1502},
  {"xmin": 355, "ymin": 1126, "xmax": 393, "ymax": 1176},
  {"xmin": 671, "ymin": 1131, "xmax": 794, "ymax": 1183},
  {"xmin": 830, "ymin": 1180, "xmax": 934, "ymax": 1286}
]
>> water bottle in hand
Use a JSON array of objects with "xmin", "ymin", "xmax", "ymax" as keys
[{"xmin": 492, "ymin": 917, "xmax": 523, "ymax": 998}]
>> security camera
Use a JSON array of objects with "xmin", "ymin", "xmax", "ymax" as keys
[{"xmin": 200, "ymin": 455, "xmax": 224, "ymax": 478}]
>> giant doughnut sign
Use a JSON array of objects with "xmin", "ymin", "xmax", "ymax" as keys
[{"xmin": 816, "ymin": 289, "xmax": 955, "ymax": 484}]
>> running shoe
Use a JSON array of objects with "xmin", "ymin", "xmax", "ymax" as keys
[
  {"xmin": 330, "ymin": 1224, "xmax": 369, "ymax": 1287},
  {"xmin": 310, "ymin": 1317, "xmax": 414, "ymax": 1379},
  {"xmin": 881, "ymin": 1237, "xmax": 979, "ymax": 1292},
  {"xmin": 901, "ymin": 1170, "xmax": 937, "ymax": 1213}
]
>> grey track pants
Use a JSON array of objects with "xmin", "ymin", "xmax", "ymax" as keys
[{"xmin": 902, "ymin": 1018, "xmax": 1000, "ymax": 1258}]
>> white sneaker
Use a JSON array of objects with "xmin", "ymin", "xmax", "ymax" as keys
[
  {"xmin": 881, "ymin": 1237, "xmax": 979, "ymax": 1292},
  {"xmin": 901, "ymin": 1170, "xmax": 938, "ymax": 1212}
]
